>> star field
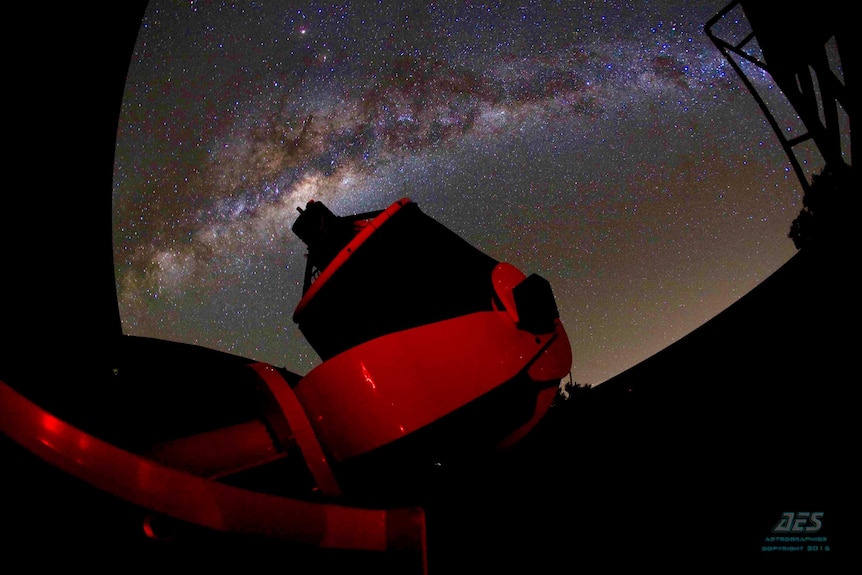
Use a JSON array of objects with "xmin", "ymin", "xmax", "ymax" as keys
[{"xmin": 113, "ymin": 1, "xmax": 808, "ymax": 384}]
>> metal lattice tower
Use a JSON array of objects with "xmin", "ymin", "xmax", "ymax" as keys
[{"xmin": 706, "ymin": 1, "xmax": 854, "ymax": 196}]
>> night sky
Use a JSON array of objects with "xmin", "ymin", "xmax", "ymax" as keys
[{"xmin": 113, "ymin": 1, "xmax": 807, "ymax": 385}]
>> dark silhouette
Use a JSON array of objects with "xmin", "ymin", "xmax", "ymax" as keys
[
  {"xmin": 707, "ymin": 1, "xmax": 854, "ymax": 200},
  {"xmin": 789, "ymin": 166, "xmax": 856, "ymax": 251},
  {"xmin": 554, "ymin": 378, "xmax": 592, "ymax": 403}
]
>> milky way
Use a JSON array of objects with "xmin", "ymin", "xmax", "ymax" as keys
[{"xmin": 113, "ymin": 1, "xmax": 814, "ymax": 383}]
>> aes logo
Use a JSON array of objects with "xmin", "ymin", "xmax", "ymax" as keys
[{"xmin": 772, "ymin": 512, "xmax": 823, "ymax": 534}]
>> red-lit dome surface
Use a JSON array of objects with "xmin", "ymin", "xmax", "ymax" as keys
[{"xmin": 1, "ymin": 197, "xmax": 572, "ymax": 575}]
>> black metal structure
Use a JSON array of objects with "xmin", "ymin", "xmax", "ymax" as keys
[{"xmin": 705, "ymin": 0, "xmax": 854, "ymax": 195}]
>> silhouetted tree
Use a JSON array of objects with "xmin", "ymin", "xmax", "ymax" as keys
[
  {"xmin": 554, "ymin": 377, "xmax": 592, "ymax": 404},
  {"xmin": 789, "ymin": 166, "xmax": 856, "ymax": 251}
]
